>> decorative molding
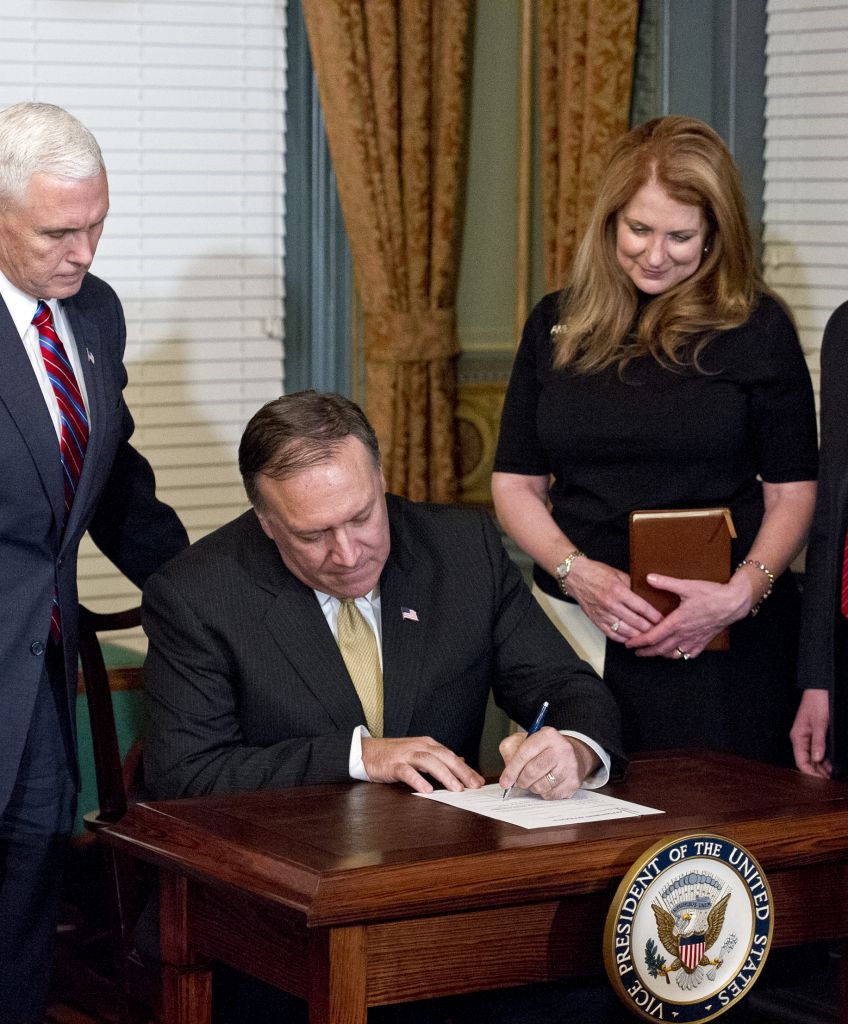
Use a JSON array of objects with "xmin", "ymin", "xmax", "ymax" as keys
[
  {"xmin": 457, "ymin": 331, "xmax": 516, "ymax": 354},
  {"xmin": 457, "ymin": 380, "xmax": 508, "ymax": 506},
  {"xmin": 458, "ymin": 348, "xmax": 515, "ymax": 383}
]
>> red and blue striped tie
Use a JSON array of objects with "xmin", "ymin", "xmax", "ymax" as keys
[{"xmin": 33, "ymin": 300, "xmax": 90, "ymax": 640}]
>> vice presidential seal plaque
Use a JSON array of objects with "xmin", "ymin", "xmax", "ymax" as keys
[{"xmin": 604, "ymin": 833, "xmax": 773, "ymax": 1022}]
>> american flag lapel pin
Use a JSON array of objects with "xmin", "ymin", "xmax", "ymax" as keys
[
  {"xmin": 86, "ymin": 348, "xmax": 95, "ymax": 364},
  {"xmin": 401, "ymin": 607, "xmax": 419, "ymax": 622}
]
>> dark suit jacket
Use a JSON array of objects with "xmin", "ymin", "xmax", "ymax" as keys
[
  {"xmin": 798, "ymin": 301, "xmax": 848, "ymax": 774},
  {"xmin": 0, "ymin": 273, "xmax": 188, "ymax": 813},
  {"xmin": 143, "ymin": 497, "xmax": 625, "ymax": 799}
]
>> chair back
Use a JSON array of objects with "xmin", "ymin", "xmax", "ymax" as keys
[
  {"xmin": 73, "ymin": 604, "xmax": 160, "ymax": 1024},
  {"xmin": 78, "ymin": 604, "xmax": 142, "ymax": 826}
]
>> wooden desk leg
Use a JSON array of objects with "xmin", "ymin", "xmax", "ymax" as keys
[
  {"xmin": 159, "ymin": 871, "xmax": 213, "ymax": 1024},
  {"xmin": 309, "ymin": 925, "xmax": 368, "ymax": 1024}
]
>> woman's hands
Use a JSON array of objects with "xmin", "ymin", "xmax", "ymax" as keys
[
  {"xmin": 492, "ymin": 472, "xmax": 816, "ymax": 663},
  {"xmin": 562, "ymin": 556, "xmax": 662, "ymax": 642},
  {"xmin": 622, "ymin": 572, "xmax": 754, "ymax": 659},
  {"xmin": 568, "ymin": 560, "xmax": 753, "ymax": 660},
  {"xmin": 618, "ymin": 481, "xmax": 816, "ymax": 660}
]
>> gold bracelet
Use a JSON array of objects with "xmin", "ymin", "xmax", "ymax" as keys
[
  {"xmin": 555, "ymin": 549, "xmax": 585, "ymax": 598},
  {"xmin": 736, "ymin": 559, "xmax": 775, "ymax": 616}
]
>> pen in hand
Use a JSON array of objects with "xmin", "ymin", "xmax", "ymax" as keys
[{"xmin": 501, "ymin": 700, "xmax": 550, "ymax": 800}]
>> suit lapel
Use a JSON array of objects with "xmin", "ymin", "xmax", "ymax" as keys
[
  {"xmin": 0, "ymin": 297, "xmax": 64, "ymax": 528},
  {"xmin": 247, "ymin": 520, "xmax": 366, "ymax": 729},
  {"xmin": 380, "ymin": 497, "xmax": 432, "ymax": 738},
  {"xmin": 246, "ymin": 500, "xmax": 433, "ymax": 736}
]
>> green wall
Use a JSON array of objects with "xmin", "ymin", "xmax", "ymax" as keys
[
  {"xmin": 458, "ymin": 2, "xmax": 520, "ymax": 355},
  {"xmin": 457, "ymin": 1, "xmax": 545, "ymax": 365}
]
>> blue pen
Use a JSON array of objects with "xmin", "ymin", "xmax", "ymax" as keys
[{"xmin": 502, "ymin": 700, "xmax": 550, "ymax": 800}]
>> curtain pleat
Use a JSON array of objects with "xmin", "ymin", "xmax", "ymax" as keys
[
  {"xmin": 539, "ymin": 0, "xmax": 639, "ymax": 291},
  {"xmin": 302, "ymin": 0, "xmax": 472, "ymax": 502}
]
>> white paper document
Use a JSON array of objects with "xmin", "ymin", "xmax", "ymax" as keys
[{"xmin": 415, "ymin": 783, "xmax": 663, "ymax": 830}]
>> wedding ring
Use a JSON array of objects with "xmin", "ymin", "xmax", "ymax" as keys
[
  {"xmin": 546, "ymin": 772, "xmax": 557, "ymax": 787},
  {"xmin": 610, "ymin": 619, "xmax": 620, "ymax": 633},
  {"xmin": 676, "ymin": 647, "xmax": 690, "ymax": 661}
]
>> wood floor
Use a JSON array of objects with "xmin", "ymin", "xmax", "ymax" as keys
[
  {"xmin": 46, "ymin": 1004, "xmax": 133, "ymax": 1024},
  {"xmin": 47, "ymin": 841, "xmax": 157, "ymax": 1024},
  {"xmin": 48, "ymin": 952, "xmax": 157, "ymax": 1024},
  {"xmin": 48, "ymin": 939, "xmax": 155, "ymax": 1024},
  {"xmin": 46, "ymin": 1007, "xmax": 106, "ymax": 1024}
]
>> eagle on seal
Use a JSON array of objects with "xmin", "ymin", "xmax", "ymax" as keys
[{"xmin": 651, "ymin": 890, "xmax": 730, "ymax": 980}]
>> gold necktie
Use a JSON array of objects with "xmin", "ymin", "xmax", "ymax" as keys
[{"xmin": 337, "ymin": 599, "xmax": 384, "ymax": 738}]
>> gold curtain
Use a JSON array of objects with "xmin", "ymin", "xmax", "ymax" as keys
[
  {"xmin": 301, "ymin": 0, "xmax": 472, "ymax": 502},
  {"xmin": 539, "ymin": 0, "xmax": 639, "ymax": 291}
]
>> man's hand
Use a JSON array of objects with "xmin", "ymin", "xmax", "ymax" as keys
[
  {"xmin": 498, "ymin": 728, "xmax": 599, "ymax": 799},
  {"xmin": 362, "ymin": 736, "xmax": 485, "ymax": 794},
  {"xmin": 790, "ymin": 688, "xmax": 831, "ymax": 778}
]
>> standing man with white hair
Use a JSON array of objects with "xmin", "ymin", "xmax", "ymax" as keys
[{"xmin": 0, "ymin": 101, "xmax": 187, "ymax": 1021}]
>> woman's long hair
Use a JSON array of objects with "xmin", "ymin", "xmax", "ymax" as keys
[{"xmin": 553, "ymin": 116, "xmax": 759, "ymax": 373}]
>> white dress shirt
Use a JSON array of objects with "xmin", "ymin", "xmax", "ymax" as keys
[{"xmin": 0, "ymin": 270, "xmax": 91, "ymax": 439}]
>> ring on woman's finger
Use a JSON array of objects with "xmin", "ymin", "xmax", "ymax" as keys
[
  {"xmin": 610, "ymin": 619, "xmax": 620, "ymax": 633},
  {"xmin": 676, "ymin": 647, "xmax": 690, "ymax": 661},
  {"xmin": 546, "ymin": 772, "xmax": 557, "ymax": 787}
]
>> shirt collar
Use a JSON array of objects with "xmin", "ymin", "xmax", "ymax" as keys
[
  {"xmin": 314, "ymin": 584, "xmax": 380, "ymax": 610},
  {"xmin": 0, "ymin": 269, "xmax": 44, "ymax": 340},
  {"xmin": 0, "ymin": 270, "xmax": 66, "ymax": 342}
]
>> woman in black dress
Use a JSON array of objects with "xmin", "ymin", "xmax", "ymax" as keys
[{"xmin": 493, "ymin": 116, "xmax": 817, "ymax": 764}]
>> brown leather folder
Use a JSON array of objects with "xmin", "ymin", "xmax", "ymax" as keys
[{"xmin": 628, "ymin": 507, "xmax": 736, "ymax": 652}]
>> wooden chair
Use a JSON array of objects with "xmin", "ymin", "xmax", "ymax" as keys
[
  {"xmin": 76, "ymin": 603, "xmax": 158, "ymax": 1024},
  {"xmin": 78, "ymin": 604, "xmax": 143, "ymax": 825}
]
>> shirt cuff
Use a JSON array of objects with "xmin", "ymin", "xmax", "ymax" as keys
[
  {"xmin": 349, "ymin": 724, "xmax": 373, "ymax": 781},
  {"xmin": 560, "ymin": 730, "xmax": 610, "ymax": 789}
]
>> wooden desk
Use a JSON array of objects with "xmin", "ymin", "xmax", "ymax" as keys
[{"xmin": 101, "ymin": 750, "xmax": 848, "ymax": 1023}]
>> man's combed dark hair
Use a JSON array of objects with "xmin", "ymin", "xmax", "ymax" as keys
[{"xmin": 239, "ymin": 391, "xmax": 381, "ymax": 507}]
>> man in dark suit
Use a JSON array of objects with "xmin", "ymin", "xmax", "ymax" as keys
[
  {"xmin": 793, "ymin": 301, "xmax": 848, "ymax": 779},
  {"xmin": 143, "ymin": 390, "xmax": 625, "ymax": 1023},
  {"xmin": 0, "ymin": 101, "xmax": 188, "ymax": 1023},
  {"xmin": 144, "ymin": 391, "xmax": 624, "ymax": 803}
]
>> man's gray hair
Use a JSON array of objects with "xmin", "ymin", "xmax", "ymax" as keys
[{"xmin": 0, "ymin": 102, "xmax": 104, "ymax": 208}]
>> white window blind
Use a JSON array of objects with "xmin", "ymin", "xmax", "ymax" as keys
[
  {"xmin": 0, "ymin": 1, "xmax": 286, "ymax": 650},
  {"xmin": 764, "ymin": 0, "xmax": 848, "ymax": 403}
]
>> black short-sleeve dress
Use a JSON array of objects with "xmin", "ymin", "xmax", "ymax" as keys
[{"xmin": 494, "ymin": 290, "xmax": 818, "ymax": 764}]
